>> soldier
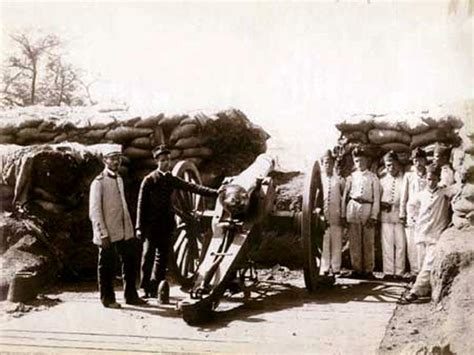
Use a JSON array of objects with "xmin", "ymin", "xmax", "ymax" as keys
[
  {"xmin": 399, "ymin": 147, "xmax": 427, "ymax": 276},
  {"xmin": 379, "ymin": 151, "xmax": 406, "ymax": 280},
  {"xmin": 399, "ymin": 164, "xmax": 457, "ymax": 304},
  {"xmin": 320, "ymin": 150, "xmax": 345, "ymax": 276},
  {"xmin": 136, "ymin": 145, "xmax": 219, "ymax": 298},
  {"xmin": 433, "ymin": 143, "xmax": 454, "ymax": 187},
  {"xmin": 342, "ymin": 147, "xmax": 380, "ymax": 278},
  {"xmin": 89, "ymin": 145, "xmax": 145, "ymax": 308}
]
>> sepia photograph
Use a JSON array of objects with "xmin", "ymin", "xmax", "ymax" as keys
[{"xmin": 0, "ymin": 1, "xmax": 472, "ymax": 354}]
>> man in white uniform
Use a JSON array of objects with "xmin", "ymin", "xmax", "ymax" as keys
[
  {"xmin": 342, "ymin": 147, "xmax": 380, "ymax": 278},
  {"xmin": 399, "ymin": 164, "xmax": 456, "ymax": 303},
  {"xmin": 320, "ymin": 150, "xmax": 345, "ymax": 276},
  {"xmin": 379, "ymin": 151, "xmax": 406, "ymax": 280},
  {"xmin": 399, "ymin": 148, "xmax": 427, "ymax": 276}
]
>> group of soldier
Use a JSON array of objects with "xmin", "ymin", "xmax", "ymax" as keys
[
  {"xmin": 89, "ymin": 145, "xmax": 218, "ymax": 309},
  {"xmin": 88, "ymin": 140, "xmax": 456, "ymax": 309},
  {"xmin": 320, "ymin": 143, "xmax": 456, "ymax": 303}
]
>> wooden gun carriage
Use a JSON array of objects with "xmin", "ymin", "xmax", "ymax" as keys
[{"xmin": 166, "ymin": 154, "xmax": 325, "ymax": 324}]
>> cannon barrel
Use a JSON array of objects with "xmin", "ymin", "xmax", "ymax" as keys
[{"xmin": 229, "ymin": 154, "xmax": 275, "ymax": 191}]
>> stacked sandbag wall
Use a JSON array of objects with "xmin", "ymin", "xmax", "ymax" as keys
[
  {"xmin": 0, "ymin": 106, "xmax": 269, "ymax": 189},
  {"xmin": 335, "ymin": 109, "xmax": 463, "ymax": 176}
]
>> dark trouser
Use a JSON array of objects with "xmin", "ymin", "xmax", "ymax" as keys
[
  {"xmin": 140, "ymin": 232, "xmax": 172, "ymax": 296},
  {"xmin": 98, "ymin": 238, "xmax": 140, "ymax": 306}
]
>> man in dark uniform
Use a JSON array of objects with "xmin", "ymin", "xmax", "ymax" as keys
[{"xmin": 136, "ymin": 145, "xmax": 219, "ymax": 298}]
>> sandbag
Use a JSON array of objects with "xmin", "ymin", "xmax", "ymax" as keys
[
  {"xmin": 0, "ymin": 135, "xmax": 15, "ymax": 144},
  {"xmin": 123, "ymin": 147, "xmax": 152, "ymax": 159},
  {"xmin": 336, "ymin": 116, "xmax": 373, "ymax": 133},
  {"xmin": 181, "ymin": 147, "xmax": 213, "ymax": 158},
  {"xmin": 32, "ymin": 199, "xmax": 65, "ymax": 214},
  {"xmin": 134, "ymin": 158, "xmax": 157, "ymax": 169},
  {"xmin": 380, "ymin": 143, "xmax": 411, "ymax": 152},
  {"xmin": 104, "ymin": 127, "xmax": 153, "ymax": 143},
  {"xmin": 135, "ymin": 115, "xmax": 163, "ymax": 128},
  {"xmin": 175, "ymin": 136, "xmax": 207, "ymax": 149},
  {"xmin": 411, "ymin": 128, "xmax": 455, "ymax": 148},
  {"xmin": 38, "ymin": 121, "xmax": 57, "ymax": 132},
  {"xmin": 368, "ymin": 129, "xmax": 411, "ymax": 145},
  {"xmin": 0, "ymin": 121, "xmax": 17, "ymax": 135},
  {"xmin": 83, "ymin": 128, "xmax": 109, "ymax": 140},
  {"xmin": 16, "ymin": 128, "xmax": 57, "ymax": 144},
  {"xmin": 341, "ymin": 131, "xmax": 368, "ymax": 143},
  {"xmin": 170, "ymin": 149, "xmax": 182, "ymax": 160},
  {"xmin": 159, "ymin": 115, "xmax": 186, "ymax": 136},
  {"xmin": 452, "ymin": 197, "xmax": 474, "ymax": 215},
  {"xmin": 153, "ymin": 126, "xmax": 165, "ymax": 147},
  {"xmin": 131, "ymin": 137, "xmax": 153, "ymax": 149},
  {"xmin": 120, "ymin": 155, "xmax": 131, "ymax": 165},
  {"xmin": 53, "ymin": 133, "xmax": 68, "ymax": 143},
  {"xmin": 452, "ymin": 213, "xmax": 472, "ymax": 229},
  {"xmin": 169, "ymin": 124, "xmax": 199, "ymax": 143},
  {"xmin": 122, "ymin": 116, "xmax": 141, "ymax": 127},
  {"xmin": 185, "ymin": 157, "xmax": 203, "ymax": 166},
  {"xmin": 18, "ymin": 118, "xmax": 43, "ymax": 129}
]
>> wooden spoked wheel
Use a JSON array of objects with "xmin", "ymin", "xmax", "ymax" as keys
[
  {"xmin": 170, "ymin": 160, "xmax": 210, "ymax": 287},
  {"xmin": 302, "ymin": 159, "xmax": 324, "ymax": 292}
]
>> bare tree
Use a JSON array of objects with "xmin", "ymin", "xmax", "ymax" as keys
[{"xmin": 1, "ymin": 31, "xmax": 96, "ymax": 108}]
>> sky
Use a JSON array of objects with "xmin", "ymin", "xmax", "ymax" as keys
[{"xmin": 0, "ymin": 1, "xmax": 472, "ymax": 169}]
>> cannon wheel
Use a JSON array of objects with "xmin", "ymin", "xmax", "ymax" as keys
[
  {"xmin": 170, "ymin": 160, "xmax": 210, "ymax": 287},
  {"xmin": 302, "ymin": 160, "xmax": 324, "ymax": 292}
]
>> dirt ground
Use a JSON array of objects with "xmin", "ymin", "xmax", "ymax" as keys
[{"xmin": 0, "ymin": 269, "xmax": 405, "ymax": 355}]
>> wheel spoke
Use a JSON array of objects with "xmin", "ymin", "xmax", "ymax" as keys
[{"xmin": 173, "ymin": 229, "xmax": 187, "ymax": 253}]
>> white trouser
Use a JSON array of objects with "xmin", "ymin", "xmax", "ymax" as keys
[
  {"xmin": 412, "ymin": 243, "xmax": 435, "ymax": 296},
  {"xmin": 416, "ymin": 242, "xmax": 427, "ymax": 273},
  {"xmin": 320, "ymin": 224, "xmax": 343, "ymax": 274},
  {"xmin": 405, "ymin": 226, "xmax": 419, "ymax": 274},
  {"xmin": 381, "ymin": 222, "xmax": 406, "ymax": 276}
]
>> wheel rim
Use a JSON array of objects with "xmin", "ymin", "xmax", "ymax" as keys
[
  {"xmin": 302, "ymin": 160, "xmax": 324, "ymax": 292},
  {"xmin": 170, "ymin": 160, "xmax": 209, "ymax": 287}
]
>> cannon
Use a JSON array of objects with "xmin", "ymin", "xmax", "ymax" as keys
[{"xmin": 167, "ymin": 153, "xmax": 324, "ymax": 324}]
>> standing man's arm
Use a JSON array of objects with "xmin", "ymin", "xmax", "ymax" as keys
[
  {"xmin": 172, "ymin": 176, "xmax": 218, "ymax": 198},
  {"xmin": 341, "ymin": 176, "xmax": 351, "ymax": 226},
  {"xmin": 136, "ymin": 177, "xmax": 151, "ymax": 239},
  {"xmin": 399, "ymin": 174, "xmax": 409, "ymax": 224},
  {"xmin": 89, "ymin": 179, "xmax": 110, "ymax": 248},
  {"xmin": 370, "ymin": 175, "xmax": 381, "ymax": 222}
]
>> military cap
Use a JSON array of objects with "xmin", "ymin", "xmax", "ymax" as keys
[
  {"xmin": 321, "ymin": 149, "xmax": 335, "ymax": 161},
  {"xmin": 152, "ymin": 144, "xmax": 171, "ymax": 159},
  {"xmin": 383, "ymin": 150, "xmax": 399, "ymax": 163},
  {"xmin": 410, "ymin": 147, "xmax": 427, "ymax": 160},
  {"xmin": 433, "ymin": 143, "xmax": 450, "ymax": 156},
  {"xmin": 103, "ymin": 144, "xmax": 122, "ymax": 157}
]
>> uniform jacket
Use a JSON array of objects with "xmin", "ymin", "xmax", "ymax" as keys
[
  {"xmin": 413, "ymin": 186, "xmax": 456, "ymax": 244},
  {"xmin": 399, "ymin": 170, "xmax": 427, "ymax": 226},
  {"xmin": 89, "ymin": 168, "xmax": 135, "ymax": 245},
  {"xmin": 136, "ymin": 169, "xmax": 218, "ymax": 237},
  {"xmin": 380, "ymin": 172, "xmax": 404, "ymax": 224},
  {"xmin": 342, "ymin": 169, "xmax": 380, "ymax": 224},
  {"xmin": 322, "ymin": 172, "xmax": 345, "ymax": 225}
]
